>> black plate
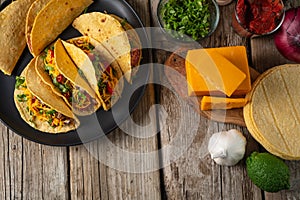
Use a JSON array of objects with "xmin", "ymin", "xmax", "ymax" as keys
[{"xmin": 0, "ymin": 0, "xmax": 150, "ymax": 146}]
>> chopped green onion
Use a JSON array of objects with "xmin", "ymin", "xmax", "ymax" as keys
[
  {"xmin": 53, "ymin": 77, "xmax": 59, "ymax": 86},
  {"xmin": 15, "ymin": 76, "xmax": 25, "ymax": 89},
  {"xmin": 46, "ymin": 109, "xmax": 56, "ymax": 115},
  {"xmin": 45, "ymin": 65, "xmax": 54, "ymax": 71},
  {"xmin": 17, "ymin": 94, "xmax": 28, "ymax": 102},
  {"xmin": 161, "ymin": 0, "xmax": 211, "ymax": 40}
]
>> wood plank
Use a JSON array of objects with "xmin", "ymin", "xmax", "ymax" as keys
[
  {"xmin": 250, "ymin": 36, "xmax": 293, "ymax": 73},
  {"xmin": 22, "ymin": 140, "xmax": 68, "ymax": 199},
  {"xmin": 0, "ymin": 123, "xmax": 69, "ymax": 199},
  {"xmin": 150, "ymin": 0, "xmax": 262, "ymax": 198},
  {"xmin": 69, "ymin": 86, "xmax": 161, "ymax": 199},
  {"xmin": 0, "ymin": 123, "xmax": 8, "ymax": 200},
  {"xmin": 250, "ymin": 1, "xmax": 300, "ymax": 198},
  {"xmin": 0, "ymin": 124, "xmax": 23, "ymax": 200},
  {"xmin": 69, "ymin": 0, "xmax": 162, "ymax": 199}
]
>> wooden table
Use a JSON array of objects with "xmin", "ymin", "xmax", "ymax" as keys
[{"xmin": 1, "ymin": 0, "xmax": 300, "ymax": 199}]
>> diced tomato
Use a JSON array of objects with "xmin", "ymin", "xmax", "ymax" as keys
[
  {"xmin": 49, "ymin": 49, "xmax": 54, "ymax": 58},
  {"xmin": 106, "ymin": 84, "xmax": 113, "ymax": 94},
  {"xmin": 56, "ymin": 74, "xmax": 64, "ymax": 83},
  {"xmin": 31, "ymin": 96, "xmax": 36, "ymax": 104},
  {"xmin": 64, "ymin": 91, "xmax": 71, "ymax": 100},
  {"xmin": 88, "ymin": 53, "xmax": 95, "ymax": 61}
]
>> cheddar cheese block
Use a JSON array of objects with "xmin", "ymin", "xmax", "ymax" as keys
[
  {"xmin": 186, "ymin": 46, "xmax": 251, "ymax": 97},
  {"xmin": 201, "ymin": 96, "xmax": 247, "ymax": 110}
]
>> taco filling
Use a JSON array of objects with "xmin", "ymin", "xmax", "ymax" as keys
[
  {"xmin": 43, "ymin": 47, "xmax": 96, "ymax": 113},
  {"xmin": 67, "ymin": 37, "xmax": 120, "ymax": 106},
  {"xmin": 117, "ymin": 17, "xmax": 142, "ymax": 69},
  {"xmin": 15, "ymin": 76, "xmax": 76, "ymax": 129}
]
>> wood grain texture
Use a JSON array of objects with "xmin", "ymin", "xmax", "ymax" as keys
[
  {"xmin": 250, "ymin": 1, "xmax": 300, "ymax": 197},
  {"xmin": 68, "ymin": 0, "xmax": 161, "ymax": 199},
  {"xmin": 0, "ymin": 126, "xmax": 69, "ymax": 200},
  {"xmin": 69, "ymin": 86, "xmax": 161, "ymax": 200},
  {"xmin": 22, "ymin": 141, "xmax": 68, "ymax": 200},
  {"xmin": 150, "ymin": 0, "xmax": 262, "ymax": 199},
  {"xmin": 1, "ymin": 0, "xmax": 300, "ymax": 199}
]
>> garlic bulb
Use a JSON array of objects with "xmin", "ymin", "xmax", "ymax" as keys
[{"xmin": 208, "ymin": 129, "xmax": 247, "ymax": 166}]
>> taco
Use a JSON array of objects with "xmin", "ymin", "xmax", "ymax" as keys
[
  {"xmin": 0, "ymin": 0, "xmax": 36, "ymax": 75},
  {"xmin": 26, "ymin": 0, "xmax": 93, "ymax": 57},
  {"xmin": 110, "ymin": 14, "xmax": 143, "ymax": 76},
  {"xmin": 61, "ymin": 36, "xmax": 124, "ymax": 111},
  {"xmin": 35, "ymin": 39, "xmax": 101, "ymax": 116},
  {"xmin": 72, "ymin": 12, "xmax": 133, "ymax": 82},
  {"xmin": 25, "ymin": 0, "xmax": 52, "ymax": 52},
  {"xmin": 14, "ymin": 58, "xmax": 79, "ymax": 133}
]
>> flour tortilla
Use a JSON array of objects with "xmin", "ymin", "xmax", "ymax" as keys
[
  {"xmin": 62, "ymin": 36, "xmax": 124, "ymax": 110},
  {"xmin": 27, "ymin": 0, "xmax": 93, "ymax": 56},
  {"xmin": 14, "ymin": 58, "xmax": 79, "ymax": 133},
  {"xmin": 0, "ymin": 0, "xmax": 36, "ymax": 75},
  {"xmin": 244, "ymin": 64, "xmax": 300, "ymax": 160},
  {"xmin": 72, "ymin": 12, "xmax": 132, "ymax": 83}
]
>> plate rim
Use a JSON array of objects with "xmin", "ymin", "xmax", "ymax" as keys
[{"xmin": 0, "ymin": 0, "xmax": 150, "ymax": 146}]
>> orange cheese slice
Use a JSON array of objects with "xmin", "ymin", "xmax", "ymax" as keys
[
  {"xmin": 201, "ymin": 96, "xmax": 247, "ymax": 110},
  {"xmin": 186, "ymin": 46, "xmax": 251, "ymax": 97}
]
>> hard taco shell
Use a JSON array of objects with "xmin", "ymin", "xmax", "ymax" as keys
[
  {"xmin": 35, "ymin": 39, "xmax": 101, "ymax": 116},
  {"xmin": 62, "ymin": 36, "xmax": 124, "ymax": 110},
  {"xmin": 25, "ymin": 0, "xmax": 52, "ymax": 52},
  {"xmin": 14, "ymin": 58, "xmax": 79, "ymax": 133},
  {"xmin": 110, "ymin": 14, "xmax": 143, "ymax": 77},
  {"xmin": 72, "ymin": 12, "xmax": 132, "ymax": 83},
  {"xmin": 27, "ymin": 0, "xmax": 93, "ymax": 56},
  {"xmin": 0, "ymin": 0, "xmax": 36, "ymax": 75}
]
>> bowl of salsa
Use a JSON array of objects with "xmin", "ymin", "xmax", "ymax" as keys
[{"xmin": 232, "ymin": 0, "xmax": 285, "ymax": 37}]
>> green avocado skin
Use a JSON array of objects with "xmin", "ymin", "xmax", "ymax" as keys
[{"xmin": 246, "ymin": 152, "xmax": 290, "ymax": 193}]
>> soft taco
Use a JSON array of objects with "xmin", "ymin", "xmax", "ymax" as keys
[
  {"xmin": 14, "ymin": 58, "xmax": 79, "ymax": 133},
  {"xmin": 0, "ymin": 0, "xmax": 36, "ymax": 75},
  {"xmin": 72, "ymin": 12, "xmax": 133, "ymax": 82},
  {"xmin": 35, "ymin": 39, "xmax": 101, "ymax": 116},
  {"xmin": 26, "ymin": 0, "xmax": 93, "ymax": 57},
  {"xmin": 61, "ymin": 36, "xmax": 124, "ymax": 111}
]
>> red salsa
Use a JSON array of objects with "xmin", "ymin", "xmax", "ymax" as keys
[{"xmin": 236, "ymin": 0, "xmax": 284, "ymax": 34}]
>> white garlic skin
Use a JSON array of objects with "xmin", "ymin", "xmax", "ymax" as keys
[{"xmin": 208, "ymin": 129, "xmax": 247, "ymax": 166}]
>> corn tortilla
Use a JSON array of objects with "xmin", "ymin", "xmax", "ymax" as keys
[
  {"xmin": 25, "ymin": 0, "xmax": 52, "ymax": 53},
  {"xmin": 110, "ymin": 14, "xmax": 142, "ymax": 77},
  {"xmin": 62, "ymin": 36, "xmax": 124, "ymax": 110},
  {"xmin": 244, "ymin": 64, "xmax": 300, "ymax": 160},
  {"xmin": 14, "ymin": 58, "xmax": 79, "ymax": 133},
  {"xmin": 0, "ymin": 0, "xmax": 36, "ymax": 75},
  {"xmin": 28, "ymin": 0, "xmax": 93, "ymax": 56},
  {"xmin": 35, "ymin": 39, "xmax": 101, "ymax": 116},
  {"xmin": 72, "ymin": 12, "xmax": 132, "ymax": 83}
]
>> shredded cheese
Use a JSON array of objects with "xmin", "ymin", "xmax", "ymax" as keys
[
  {"xmin": 44, "ymin": 49, "xmax": 60, "ymax": 78},
  {"xmin": 68, "ymin": 37, "xmax": 119, "ymax": 106},
  {"xmin": 16, "ymin": 77, "xmax": 73, "ymax": 129}
]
